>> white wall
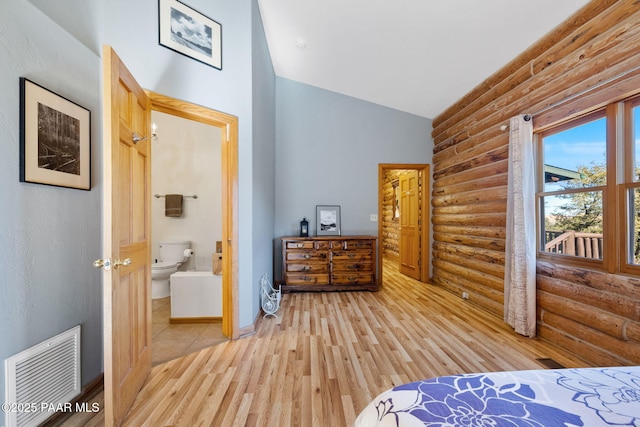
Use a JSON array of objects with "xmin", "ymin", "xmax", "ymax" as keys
[
  {"xmin": 151, "ymin": 111, "xmax": 222, "ymax": 271},
  {"xmin": 0, "ymin": 0, "xmax": 103, "ymax": 415}
]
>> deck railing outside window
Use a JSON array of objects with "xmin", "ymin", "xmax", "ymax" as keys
[{"xmin": 544, "ymin": 231, "xmax": 603, "ymax": 259}]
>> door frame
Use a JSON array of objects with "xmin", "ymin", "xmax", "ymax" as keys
[
  {"xmin": 147, "ymin": 91, "xmax": 239, "ymax": 339},
  {"xmin": 377, "ymin": 163, "xmax": 430, "ymax": 287}
]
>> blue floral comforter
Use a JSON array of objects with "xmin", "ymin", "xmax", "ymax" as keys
[{"xmin": 355, "ymin": 367, "xmax": 640, "ymax": 427}]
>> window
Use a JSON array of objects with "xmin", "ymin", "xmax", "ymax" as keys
[
  {"xmin": 624, "ymin": 98, "xmax": 640, "ymax": 269},
  {"xmin": 536, "ymin": 95, "xmax": 640, "ymax": 274}
]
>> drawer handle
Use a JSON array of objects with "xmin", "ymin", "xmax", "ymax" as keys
[
  {"xmin": 297, "ymin": 243, "xmax": 304, "ymax": 248},
  {"xmin": 304, "ymin": 254, "xmax": 311, "ymax": 259},
  {"xmin": 303, "ymin": 266, "xmax": 311, "ymax": 271},
  {"xmin": 348, "ymin": 254, "xmax": 356, "ymax": 259},
  {"xmin": 304, "ymin": 276, "xmax": 312, "ymax": 282}
]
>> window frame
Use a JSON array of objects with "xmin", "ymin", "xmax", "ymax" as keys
[
  {"xmin": 533, "ymin": 102, "xmax": 636, "ymax": 274},
  {"xmin": 620, "ymin": 96, "xmax": 640, "ymax": 275}
]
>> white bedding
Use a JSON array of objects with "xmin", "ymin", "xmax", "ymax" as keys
[{"xmin": 355, "ymin": 366, "xmax": 640, "ymax": 426}]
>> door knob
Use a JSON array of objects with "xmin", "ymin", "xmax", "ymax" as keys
[
  {"xmin": 113, "ymin": 258, "xmax": 132, "ymax": 269},
  {"xmin": 93, "ymin": 258, "xmax": 112, "ymax": 271}
]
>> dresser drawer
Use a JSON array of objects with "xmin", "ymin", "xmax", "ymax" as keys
[
  {"xmin": 285, "ymin": 273, "xmax": 330, "ymax": 285},
  {"xmin": 330, "ymin": 240, "xmax": 374, "ymax": 250},
  {"xmin": 285, "ymin": 241, "xmax": 330, "ymax": 250},
  {"xmin": 285, "ymin": 251, "xmax": 328, "ymax": 262},
  {"xmin": 286, "ymin": 263, "xmax": 329, "ymax": 273},
  {"xmin": 331, "ymin": 250, "xmax": 372, "ymax": 262},
  {"xmin": 331, "ymin": 272, "xmax": 373, "ymax": 285},
  {"xmin": 331, "ymin": 261, "xmax": 373, "ymax": 272}
]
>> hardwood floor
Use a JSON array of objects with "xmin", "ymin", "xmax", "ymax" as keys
[{"xmin": 60, "ymin": 259, "xmax": 590, "ymax": 426}]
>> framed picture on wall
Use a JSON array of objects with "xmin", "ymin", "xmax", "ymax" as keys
[
  {"xmin": 159, "ymin": 0, "xmax": 222, "ymax": 70},
  {"xmin": 316, "ymin": 205, "xmax": 341, "ymax": 236},
  {"xmin": 19, "ymin": 78, "xmax": 91, "ymax": 190}
]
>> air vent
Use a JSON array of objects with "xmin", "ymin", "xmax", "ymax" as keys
[
  {"xmin": 536, "ymin": 357, "xmax": 566, "ymax": 369},
  {"xmin": 4, "ymin": 326, "xmax": 81, "ymax": 427}
]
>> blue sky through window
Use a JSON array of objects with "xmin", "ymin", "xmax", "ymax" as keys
[{"xmin": 543, "ymin": 117, "xmax": 606, "ymax": 175}]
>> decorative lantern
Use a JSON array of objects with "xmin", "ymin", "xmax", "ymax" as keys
[{"xmin": 300, "ymin": 217, "xmax": 309, "ymax": 237}]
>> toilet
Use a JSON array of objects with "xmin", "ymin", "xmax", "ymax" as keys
[{"xmin": 151, "ymin": 241, "xmax": 191, "ymax": 299}]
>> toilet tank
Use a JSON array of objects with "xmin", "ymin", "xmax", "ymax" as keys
[{"xmin": 158, "ymin": 241, "xmax": 191, "ymax": 264}]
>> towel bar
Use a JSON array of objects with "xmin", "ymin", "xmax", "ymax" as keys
[{"xmin": 154, "ymin": 194, "xmax": 198, "ymax": 199}]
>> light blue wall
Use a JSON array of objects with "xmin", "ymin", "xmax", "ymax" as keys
[
  {"xmin": 0, "ymin": 0, "xmax": 433, "ymax": 417},
  {"xmin": 274, "ymin": 78, "xmax": 433, "ymax": 279},
  {"xmin": 251, "ymin": 2, "xmax": 277, "ymax": 314},
  {"xmin": 0, "ymin": 0, "xmax": 276, "ymax": 416},
  {"xmin": 0, "ymin": 0, "xmax": 103, "ymax": 415},
  {"xmin": 102, "ymin": 0, "xmax": 259, "ymax": 328}
]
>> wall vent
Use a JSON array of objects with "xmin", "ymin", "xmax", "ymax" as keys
[{"xmin": 4, "ymin": 325, "xmax": 81, "ymax": 427}]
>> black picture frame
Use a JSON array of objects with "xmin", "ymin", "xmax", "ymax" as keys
[
  {"xmin": 19, "ymin": 78, "xmax": 91, "ymax": 190},
  {"xmin": 316, "ymin": 205, "xmax": 341, "ymax": 236},
  {"xmin": 159, "ymin": 0, "xmax": 222, "ymax": 70}
]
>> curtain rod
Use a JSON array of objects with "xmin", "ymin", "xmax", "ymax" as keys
[{"xmin": 523, "ymin": 63, "xmax": 640, "ymax": 122}]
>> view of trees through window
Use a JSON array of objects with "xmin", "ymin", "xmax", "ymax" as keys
[
  {"xmin": 539, "ymin": 104, "xmax": 640, "ymax": 266},
  {"xmin": 630, "ymin": 103, "xmax": 640, "ymax": 265},
  {"xmin": 541, "ymin": 116, "xmax": 607, "ymax": 260}
]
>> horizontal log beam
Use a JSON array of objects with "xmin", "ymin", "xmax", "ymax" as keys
[
  {"xmin": 432, "ymin": 212, "xmax": 505, "ymax": 227},
  {"xmin": 537, "ymin": 274, "xmax": 638, "ymax": 321},
  {"xmin": 433, "ymin": 224, "xmax": 505, "ymax": 240},
  {"xmin": 537, "ymin": 323, "xmax": 628, "ymax": 367},
  {"xmin": 433, "ymin": 160, "xmax": 508, "ymax": 190},
  {"xmin": 540, "ymin": 310, "xmax": 639, "ymax": 364},
  {"xmin": 538, "ymin": 290, "xmax": 635, "ymax": 342}
]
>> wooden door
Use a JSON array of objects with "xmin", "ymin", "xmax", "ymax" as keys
[
  {"xmin": 101, "ymin": 45, "xmax": 152, "ymax": 426},
  {"xmin": 399, "ymin": 170, "xmax": 421, "ymax": 280}
]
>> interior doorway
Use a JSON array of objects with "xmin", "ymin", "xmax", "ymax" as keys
[
  {"xmin": 377, "ymin": 164, "xmax": 430, "ymax": 287},
  {"xmin": 148, "ymin": 91, "xmax": 239, "ymax": 339},
  {"xmin": 149, "ymin": 111, "xmax": 228, "ymax": 365}
]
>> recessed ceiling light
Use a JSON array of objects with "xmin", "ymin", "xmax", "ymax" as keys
[{"xmin": 295, "ymin": 38, "xmax": 307, "ymax": 49}]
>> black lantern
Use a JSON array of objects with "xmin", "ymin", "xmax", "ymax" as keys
[{"xmin": 300, "ymin": 217, "xmax": 309, "ymax": 237}]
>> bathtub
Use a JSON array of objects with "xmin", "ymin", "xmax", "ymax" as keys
[{"xmin": 169, "ymin": 271, "xmax": 222, "ymax": 322}]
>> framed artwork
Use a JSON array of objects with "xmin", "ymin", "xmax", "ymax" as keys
[
  {"xmin": 20, "ymin": 78, "xmax": 91, "ymax": 190},
  {"xmin": 316, "ymin": 205, "xmax": 341, "ymax": 236},
  {"xmin": 159, "ymin": 0, "xmax": 222, "ymax": 70}
]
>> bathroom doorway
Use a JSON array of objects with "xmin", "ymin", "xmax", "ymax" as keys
[
  {"xmin": 148, "ymin": 91, "xmax": 239, "ymax": 340},
  {"xmin": 149, "ymin": 110, "xmax": 227, "ymax": 365}
]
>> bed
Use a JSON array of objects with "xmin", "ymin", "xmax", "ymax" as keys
[{"xmin": 355, "ymin": 366, "xmax": 640, "ymax": 426}]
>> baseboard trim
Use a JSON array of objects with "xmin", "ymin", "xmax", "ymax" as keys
[
  {"xmin": 237, "ymin": 309, "xmax": 266, "ymax": 338},
  {"xmin": 170, "ymin": 316, "xmax": 222, "ymax": 324},
  {"xmin": 40, "ymin": 373, "xmax": 104, "ymax": 426}
]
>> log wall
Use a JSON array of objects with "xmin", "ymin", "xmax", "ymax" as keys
[
  {"xmin": 430, "ymin": 0, "xmax": 640, "ymax": 366},
  {"xmin": 382, "ymin": 169, "xmax": 401, "ymax": 259}
]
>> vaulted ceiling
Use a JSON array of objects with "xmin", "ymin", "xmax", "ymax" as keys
[{"xmin": 257, "ymin": 0, "xmax": 591, "ymax": 119}]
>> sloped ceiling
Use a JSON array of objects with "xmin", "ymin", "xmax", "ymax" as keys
[{"xmin": 257, "ymin": 0, "xmax": 591, "ymax": 119}]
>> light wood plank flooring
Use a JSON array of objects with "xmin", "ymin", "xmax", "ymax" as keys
[{"xmin": 60, "ymin": 260, "xmax": 590, "ymax": 426}]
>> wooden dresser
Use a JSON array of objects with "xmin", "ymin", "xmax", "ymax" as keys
[{"xmin": 280, "ymin": 236, "xmax": 378, "ymax": 292}]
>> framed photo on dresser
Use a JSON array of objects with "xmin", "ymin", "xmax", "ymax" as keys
[{"xmin": 316, "ymin": 205, "xmax": 341, "ymax": 236}]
